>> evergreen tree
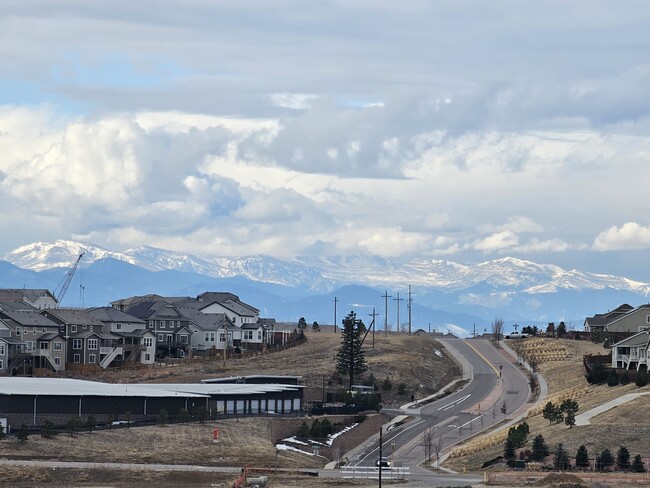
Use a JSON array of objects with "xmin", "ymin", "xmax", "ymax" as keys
[
  {"xmin": 531, "ymin": 434, "xmax": 549, "ymax": 462},
  {"xmin": 504, "ymin": 437, "xmax": 516, "ymax": 461},
  {"xmin": 599, "ymin": 448, "xmax": 615, "ymax": 470},
  {"xmin": 575, "ymin": 445, "xmax": 590, "ymax": 469},
  {"xmin": 178, "ymin": 408, "xmax": 189, "ymax": 424},
  {"xmin": 617, "ymin": 446, "xmax": 631, "ymax": 471},
  {"xmin": 297, "ymin": 317, "xmax": 307, "ymax": 330},
  {"xmin": 507, "ymin": 422, "xmax": 529, "ymax": 449},
  {"xmin": 297, "ymin": 421, "xmax": 309, "ymax": 439},
  {"xmin": 312, "ymin": 321, "xmax": 320, "ymax": 332},
  {"xmin": 542, "ymin": 401, "xmax": 556, "ymax": 424},
  {"xmin": 620, "ymin": 371, "xmax": 630, "ymax": 385},
  {"xmin": 41, "ymin": 420, "xmax": 57, "ymax": 439},
  {"xmin": 632, "ymin": 454, "xmax": 646, "ymax": 473},
  {"xmin": 0, "ymin": 423, "xmax": 4, "ymax": 440},
  {"xmin": 382, "ymin": 377, "xmax": 392, "ymax": 391},
  {"xmin": 85, "ymin": 415, "xmax": 97, "ymax": 433},
  {"xmin": 636, "ymin": 369, "xmax": 648, "ymax": 387},
  {"xmin": 320, "ymin": 418, "xmax": 333, "ymax": 437},
  {"xmin": 16, "ymin": 424, "xmax": 30, "ymax": 443},
  {"xmin": 158, "ymin": 408, "xmax": 168, "ymax": 426},
  {"xmin": 335, "ymin": 311, "xmax": 368, "ymax": 393},
  {"xmin": 310, "ymin": 419, "xmax": 322, "ymax": 438},
  {"xmin": 553, "ymin": 443, "xmax": 570, "ymax": 471},
  {"xmin": 564, "ymin": 409, "xmax": 576, "ymax": 428},
  {"xmin": 556, "ymin": 321, "xmax": 567, "ymax": 338},
  {"xmin": 560, "ymin": 398, "xmax": 579, "ymax": 415}
]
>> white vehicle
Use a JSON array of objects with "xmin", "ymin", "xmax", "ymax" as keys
[{"xmin": 505, "ymin": 331, "xmax": 528, "ymax": 339}]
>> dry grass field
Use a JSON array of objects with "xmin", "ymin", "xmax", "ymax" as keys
[
  {"xmin": 446, "ymin": 338, "xmax": 650, "ymax": 473},
  {"xmin": 0, "ymin": 331, "xmax": 455, "ymax": 486}
]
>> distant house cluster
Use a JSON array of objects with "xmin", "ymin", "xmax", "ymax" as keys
[
  {"xmin": 0, "ymin": 289, "xmax": 295, "ymax": 375},
  {"xmin": 584, "ymin": 303, "xmax": 650, "ymax": 372}
]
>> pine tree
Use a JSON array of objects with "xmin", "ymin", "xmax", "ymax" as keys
[
  {"xmin": 542, "ymin": 401, "xmax": 556, "ymax": 424},
  {"xmin": 636, "ymin": 368, "xmax": 648, "ymax": 387},
  {"xmin": 335, "ymin": 311, "xmax": 368, "ymax": 393},
  {"xmin": 297, "ymin": 421, "xmax": 309, "ymax": 439},
  {"xmin": 599, "ymin": 448, "xmax": 615, "ymax": 470},
  {"xmin": 575, "ymin": 445, "xmax": 590, "ymax": 469},
  {"xmin": 616, "ymin": 446, "xmax": 631, "ymax": 471},
  {"xmin": 553, "ymin": 443, "xmax": 569, "ymax": 471},
  {"xmin": 16, "ymin": 424, "xmax": 30, "ymax": 443},
  {"xmin": 531, "ymin": 434, "xmax": 549, "ymax": 461},
  {"xmin": 504, "ymin": 437, "xmax": 516, "ymax": 461},
  {"xmin": 564, "ymin": 409, "xmax": 576, "ymax": 428},
  {"xmin": 632, "ymin": 454, "xmax": 646, "ymax": 473}
]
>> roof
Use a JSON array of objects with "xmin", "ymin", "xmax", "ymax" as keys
[
  {"xmin": 0, "ymin": 309, "xmax": 60, "ymax": 327},
  {"xmin": 138, "ymin": 383, "xmax": 304, "ymax": 396},
  {"xmin": 86, "ymin": 307, "xmax": 145, "ymax": 324},
  {"xmin": 175, "ymin": 306, "xmax": 233, "ymax": 331},
  {"xmin": 114, "ymin": 329, "xmax": 155, "ymax": 339},
  {"xmin": 0, "ymin": 378, "xmax": 208, "ymax": 398},
  {"xmin": 0, "ymin": 301, "xmax": 38, "ymax": 311},
  {"xmin": 41, "ymin": 308, "xmax": 104, "ymax": 327},
  {"xmin": 612, "ymin": 330, "xmax": 650, "ymax": 348},
  {"xmin": 241, "ymin": 322, "xmax": 263, "ymax": 330},
  {"xmin": 0, "ymin": 336, "xmax": 27, "ymax": 345},
  {"xmin": 38, "ymin": 332, "xmax": 62, "ymax": 341},
  {"xmin": 197, "ymin": 292, "xmax": 260, "ymax": 314},
  {"xmin": 0, "ymin": 289, "xmax": 56, "ymax": 304}
]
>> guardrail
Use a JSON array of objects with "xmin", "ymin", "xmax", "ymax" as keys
[{"xmin": 340, "ymin": 466, "xmax": 410, "ymax": 480}]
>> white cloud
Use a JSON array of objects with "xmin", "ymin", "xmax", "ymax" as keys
[
  {"xmin": 472, "ymin": 231, "xmax": 519, "ymax": 253},
  {"xmin": 593, "ymin": 222, "xmax": 650, "ymax": 250},
  {"xmin": 480, "ymin": 216, "xmax": 543, "ymax": 234}
]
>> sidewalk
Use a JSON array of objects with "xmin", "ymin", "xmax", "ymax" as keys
[{"xmin": 575, "ymin": 391, "xmax": 650, "ymax": 426}]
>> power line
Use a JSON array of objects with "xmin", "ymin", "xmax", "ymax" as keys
[{"xmin": 381, "ymin": 291, "xmax": 391, "ymax": 335}]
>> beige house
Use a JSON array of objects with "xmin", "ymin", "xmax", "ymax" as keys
[{"xmin": 611, "ymin": 330, "xmax": 650, "ymax": 371}]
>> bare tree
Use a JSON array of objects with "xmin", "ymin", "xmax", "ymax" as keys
[
  {"xmin": 433, "ymin": 434, "xmax": 444, "ymax": 468},
  {"xmin": 511, "ymin": 338, "xmax": 526, "ymax": 365},
  {"xmin": 423, "ymin": 427, "xmax": 434, "ymax": 462},
  {"xmin": 491, "ymin": 317, "xmax": 504, "ymax": 347}
]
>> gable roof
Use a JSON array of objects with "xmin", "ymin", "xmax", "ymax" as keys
[
  {"xmin": 176, "ymin": 306, "xmax": 233, "ymax": 331},
  {"xmin": 197, "ymin": 292, "xmax": 260, "ymax": 314},
  {"xmin": 0, "ymin": 309, "xmax": 60, "ymax": 327},
  {"xmin": 86, "ymin": 306, "xmax": 145, "ymax": 324},
  {"xmin": 41, "ymin": 308, "xmax": 104, "ymax": 327},
  {"xmin": 612, "ymin": 330, "xmax": 650, "ymax": 348},
  {"xmin": 0, "ymin": 289, "xmax": 56, "ymax": 304}
]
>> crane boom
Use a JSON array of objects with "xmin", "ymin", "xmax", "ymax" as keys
[{"xmin": 54, "ymin": 253, "xmax": 84, "ymax": 306}]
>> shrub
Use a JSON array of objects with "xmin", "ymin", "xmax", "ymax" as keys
[
  {"xmin": 85, "ymin": 415, "xmax": 97, "ymax": 433},
  {"xmin": 607, "ymin": 369, "xmax": 619, "ymax": 387},
  {"xmin": 297, "ymin": 421, "xmax": 309, "ymax": 439},
  {"xmin": 158, "ymin": 408, "xmax": 168, "ymax": 426},
  {"xmin": 16, "ymin": 424, "xmax": 30, "ymax": 443},
  {"xmin": 382, "ymin": 377, "xmax": 392, "ymax": 391},
  {"xmin": 41, "ymin": 420, "xmax": 57, "ymax": 439},
  {"xmin": 397, "ymin": 383, "xmax": 407, "ymax": 395},
  {"xmin": 636, "ymin": 369, "xmax": 648, "ymax": 387},
  {"xmin": 575, "ymin": 445, "xmax": 590, "ymax": 468},
  {"xmin": 620, "ymin": 371, "xmax": 630, "ymax": 386}
]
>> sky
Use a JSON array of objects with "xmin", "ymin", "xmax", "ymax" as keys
[{"xmin": 2, "ymin": 1, "xmax": 650, "ymax": 280}]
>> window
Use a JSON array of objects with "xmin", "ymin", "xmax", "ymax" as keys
[
  {"xmin": 148, "ymin": 321, "xmax": 154, "ymax": 329},
  {"xmin": 73, "ymin": 354, "xmax": 80, "ymax": 363},
  {"xmin": 116, "ymin": 323, "xmax": 122, "ymax": 330},
  {"xmin": 89, "ymin": 353, "xmax": 96, "ymax": 363},
  {"xmin": 145, "ymin": 353, "xmax": 151, "ymax": 362},
  {"xmin": 73, "ymin": 339, "xmax": 83, "ymax": 350},
  {"xmin": 53, "ymin": 342, "xmax": 62, "ymax": 351},
  {"xmin": 54, "ymin": 357, "xmax": 61, "ymax": 366},
  {"xmin": 158, "ymin": 334, "xmax": 164, "ymax": 341},
  {"xmin": 16, "ymin": 328, "xmax": 20, "ymax": 336},
  {"xmin": 42, "ymin": 327, "xmax": 47, "ymax": 333},
  {"xmin": 646, "ymin": 315, "xmax": 650, "ymax": 323},
  {"xmin": 204, "ymin": 332, "xmax": 210, "ymax": 342},
  {"xmin": 0, "ymin": 359, "xmax": 3, "ymax": 369},
  {"xmin": 71, "ymin": 325, "xmax": 77, "ymax": 333},
  {"xmin": 219, "ymin": 333, "xmax": 225, "ymax": 342},
  {"xmin": 82, "ymin": 325, "xmax": 87, "ymax": 330},
  {"xmin": 166, "ymin": 334, "xmax": 172, "ymax": 343},
  {"xmin": 143, "ymin": 337, "xmax": 153, "ymax": 347},
  {"xmin": 88, "ymin": 339, "xmax": 98, "ymax": 350},
  {"xmin": 210, "ymin": 332, "xmax": 215, "ymax": 341},
  {"xmin": 89, "ymin": 326, "xmax": 93, "ymax": 332},
  {"xmin": 27, "ymin": 341, "xmax": 35, "ymax": 352},
  {"xmin": 258, "ymin": 331, "xmax": 262, "ymax": 340},
  {"xmin": 160, "ymin": 320, "xmax": 166, "ymax": 328},
  {"xmin": 180, "ymin": 335, "xmax": 188, "ymax": 343},
  {"xmin": 0, "ymin": 343, "xmax": 5, "ymax": 355},
  {"xmin": 39, "ymin": 342, "xmax": 49, "ymax": 350},
  {"xmin": 33, "ymin": 327, "xmax": 36, "ymax": 334},
  {"xmin": 23, "ymin": 327, "xmax": 27, "ymax": 335},
  {"xmin": 244, "ymin": 331, "xmax": 253, "ymax": 340}
]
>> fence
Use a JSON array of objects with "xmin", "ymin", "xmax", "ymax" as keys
[{"xmin": 341, "ymin": 466, "xmax": 410, "ymax": 480}]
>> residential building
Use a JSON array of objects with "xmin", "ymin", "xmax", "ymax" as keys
[
  {"xmin": 611, "ymin": 330, "xmax": 650, "ymax": 371},
  {"xmin": 0, "ymin": 289, "xmax": 58, "ymax": 310}
]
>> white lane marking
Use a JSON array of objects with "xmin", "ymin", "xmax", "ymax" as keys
[{"xmin": 438, "ymin": 394, "xmax": 471, "ymax": 411}]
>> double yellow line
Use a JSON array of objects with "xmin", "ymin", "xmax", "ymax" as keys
[{"xmin": 463, "ymin": 339, "xmax": 501, "ymax": 377}]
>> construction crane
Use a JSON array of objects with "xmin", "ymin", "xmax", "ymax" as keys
[{"xmin": 54, "ymin": 253, "xmax": 85, "ymax": 307}]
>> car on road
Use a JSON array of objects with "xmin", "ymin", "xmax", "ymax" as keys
[
  {"xmin": 375, "ymin": 457, "xmax": 391, "ymax": 468},
  {"xmin": 505, "ymin": 331, "xmax": 528, "ymax": 339}
]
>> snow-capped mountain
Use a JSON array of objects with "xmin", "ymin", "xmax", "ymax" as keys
[
  {"xmin": 3, "ymin": 239, "xmax": 650, "ymax": 327},
  {"xmin": 5, "ymin": 239, "xmax": 650, "ymax": 297}
]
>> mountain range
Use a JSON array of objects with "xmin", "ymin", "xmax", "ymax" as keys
[{"xmin": 2, "ymin": 239, "xmax": 649, "ymax": 336}]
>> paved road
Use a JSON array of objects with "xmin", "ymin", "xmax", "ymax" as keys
[{"xmin": 347, "ymin": 338, "xmax": 530, "ymax": 477}]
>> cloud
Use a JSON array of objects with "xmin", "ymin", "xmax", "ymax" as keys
[
  {"xmin": 480, "ymin": 216, "xmax": 544, "ymax": 234},
  {"xmin": 593, "ymin": 222, "xmax": 650, "ymax": 251},
  {"xmin": 472, "ymin": 231, "xmax": 519, "ymax": 253}
]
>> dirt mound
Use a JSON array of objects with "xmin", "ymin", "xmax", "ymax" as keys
[{"xmin": 533, "ymin": 472, "xmax": 587, "ymax": 487}]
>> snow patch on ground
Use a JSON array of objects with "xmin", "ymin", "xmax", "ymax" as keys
[
  {"xmin": 326, "ymin": 422, "xmax": 358, "ymax": 446},
  {"xmin": 433, "ymin": 349, "xmax": 442, "ymax": 357},
  {"xmin": 276, "ymin": 443, "xmax": 326, "ymax": 458},
  {"xmin": 281, "ymin": 436, "xmax": 308, "ymax": 445}
]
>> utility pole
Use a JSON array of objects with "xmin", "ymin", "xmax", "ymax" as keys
[
  {"xmin": 407, "ymin": 285, "xmax": 413, "ymax": 335},
  {"xmin": 394, "ymin": 292, "xmax": 403, "ymax": 333},
  {"xmin": 368, "ymin": 307, "xmax": 378, "ymax": 349},
  {"xmin": 382, "ymin": 290, "xmax": 391, "ymax": 335},
  {"xmin": 334, "ymin": 296, "xmax": 338, "ymax": 333}
]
